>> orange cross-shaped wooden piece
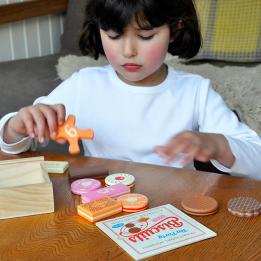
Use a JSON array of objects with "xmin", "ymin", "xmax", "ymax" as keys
[{"xmin": 51, "ymin": 115, "xmax": 94, "ymax": 155}]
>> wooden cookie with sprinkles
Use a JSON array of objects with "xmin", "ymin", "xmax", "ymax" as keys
[
  {"xmin": 105, "ymin": 173, "xmax": 135, "ymax": 187},
  {"xmin": 117, "ymin": 193, "xmax": 149, "ymax": 212},
  {"xmin": 227, "ymin": 197, "xmax": 261, "ymax": 218}
]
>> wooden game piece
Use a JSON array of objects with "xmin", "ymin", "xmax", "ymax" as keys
[
  {"xmin": 181, "ymin": 194, "xmax": 218, "ymax": 216},
  {"xmin": 81, "ymin": 183, "xmax": 130, "ymax": 203},
  {"xmin": 70, "ymin": 178, "xmax": 102, "ymax": 195},
  {"xmin": 51, "ymin": 114, "xmax": 94, "ymax": 155},
  {"xmin": 105, "ymin": 173, "xmax": 135, "ymax": 187},
  {"xmin": 227, "ymin": 197, "xmax": 261, "ymax": 218},
  {"xmin": 77, "ymin": 197, "xmax": 122, "ymax": 222},
  {"xmin": 117, "ymin": 193, "xmax": 149, "ymax": 212},
  {"xmin": 41, "ymin": 161, "xmax": 69, "ymax": 173},
  {"xmin": 69, "ymin": 165, "xmax": 109, "ymax": 180}
]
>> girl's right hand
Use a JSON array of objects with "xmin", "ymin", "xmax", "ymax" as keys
[{"xmin": 4, "ymin": 103, "xmax": 66, "ymax": 144}]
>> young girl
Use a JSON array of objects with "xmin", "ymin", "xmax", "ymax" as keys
[{"xmin": 0, "ymin": 0, "xmax": 261, "ymax": 180}]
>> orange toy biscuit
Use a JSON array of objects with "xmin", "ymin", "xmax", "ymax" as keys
[
  {"xmin": 51, "ymin": 115, "xmax": 94, "ymax": 154},
  {"xmin": 117, "ymin": 193, "xmax": 149, "ymax": 212},
  {"xmin": 77, "ymin": 197, "xmax": 122, "ymax": 222}
]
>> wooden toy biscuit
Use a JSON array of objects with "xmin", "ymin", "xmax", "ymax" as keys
[
  {"xmin": 117, "ymin": 193, "xmax": 149, "ymax": 212},
  {"xmin": 81, "ymin": 183, "xmax": 130, "ymax": 203},
  {"xmin": 181, "ymin": 194, "xmax": 218, "ymax": 216},
  {"xmin": 77, "ymin": 197, "xmax": 122, "ymax": 222},
  {"xmin": 105, "ymin": 173, "xmax": 135, "ymax": 187},
  {"xmin": 51, "ymin": 114, "xmax": 94, "ymax": 155},
  {"xmin": 227, "ymin": 197, "xmax": 261, "ymax": 218},
  {"xmin": 71, "ymin": 178, "xmax": 102, "ymax": 195},
  {"xmin": 41, "ymin": 161, "xmax": 69, "ymax": 173}
]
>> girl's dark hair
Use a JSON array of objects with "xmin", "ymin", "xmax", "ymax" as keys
[{"xmin": 79, "ymin": 0, "xmax": 201, "ymax": 60}]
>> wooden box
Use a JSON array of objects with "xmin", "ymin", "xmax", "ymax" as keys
[{"xmin": 0, "ymin": 157, "xmax": 54, "ymax": 219}]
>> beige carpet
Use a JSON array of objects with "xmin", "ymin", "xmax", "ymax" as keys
[{"xmin": 56, "ymin": 55, "xmax": 261, "ymax": 135}]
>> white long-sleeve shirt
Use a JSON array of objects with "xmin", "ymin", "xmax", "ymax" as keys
[{"xmin": 1, "ymin": 65, "xmax": 261, "ymax": 179}]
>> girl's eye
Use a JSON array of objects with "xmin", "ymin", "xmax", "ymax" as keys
[
  {"xmin": 108, "ymin": 34, "xmax": 121, "ymax": 40},
  {"xmin": 139, "ymin": 35, "xmax": 154, "ymax": 40}
]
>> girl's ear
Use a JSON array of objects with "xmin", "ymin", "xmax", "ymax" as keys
[
  {"xmin": 176, "ymin": 20, "xmax": 184, "ymax": 30},
  {"xmin": 170, "ymin": 20, "xmax": 184, "ymax": 43}
]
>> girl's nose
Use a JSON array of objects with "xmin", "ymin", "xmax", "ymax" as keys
[{"xmin": 122, "ymin": 38, "xmax": 137, "ymax": 58}]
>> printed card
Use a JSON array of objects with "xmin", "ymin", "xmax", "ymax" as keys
[{"xmin": 96, "ymin": 204, "xmax": 216, "ymax": 260}]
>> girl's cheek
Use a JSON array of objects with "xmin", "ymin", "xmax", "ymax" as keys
[
  {"xmin": 103, "ymin": 46, "xmax": 118, "ymax": 63},
  {"xmin": 143, "ymin": 45, "xmax": 168, "ymax": 66}
]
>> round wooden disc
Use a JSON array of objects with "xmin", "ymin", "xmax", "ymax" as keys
[{"xmin": 181, "ymin": 194, "xmax": 218, "ymax": 215}]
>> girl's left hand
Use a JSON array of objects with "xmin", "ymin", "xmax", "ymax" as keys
[{"xmin": 154, "ymin": 131, "xmax": 234, "ymax": 167}]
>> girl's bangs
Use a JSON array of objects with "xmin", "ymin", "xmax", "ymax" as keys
[{"xmin": 96, "ymin": 0, "xmax": 167, "ymax": 32}]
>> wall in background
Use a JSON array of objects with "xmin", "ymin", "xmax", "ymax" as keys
[{"xmin": 0, "ymin": 0, "xmax": 64, "ymax": 62}]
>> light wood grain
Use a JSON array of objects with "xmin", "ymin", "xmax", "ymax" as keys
[
  {"xmin": 0, "ymin": 151, "xmax": 260, "ymax": 261},
  {"xmin": 0, "ymin": 156, "xmax": 44, "ymax": 165},
  {"xmin": 0, "ymin": 157, "xmax": 54, "ymax": 219}
]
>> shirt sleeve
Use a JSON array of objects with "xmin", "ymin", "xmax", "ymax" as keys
[
  {"xmin": 0, "ymin": 112, "xmax": 33, "ymax": 154},
  {"xmin": 198, "ymin": 80, "xmax": 261, "ymax": 180}
]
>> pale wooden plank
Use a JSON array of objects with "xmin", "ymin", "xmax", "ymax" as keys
[{"xmin": 0, "ymin": 156, "xmax": 44, "ymax": 165}]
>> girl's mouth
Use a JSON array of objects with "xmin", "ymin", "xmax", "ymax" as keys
[{"xmin": 122, "ymin": 63, "xmax": 142, "ymax": 72}]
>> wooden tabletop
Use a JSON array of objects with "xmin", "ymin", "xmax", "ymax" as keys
[{"xmin": 0, "ymin": 152, "xmax": 260, "ymax": 261}]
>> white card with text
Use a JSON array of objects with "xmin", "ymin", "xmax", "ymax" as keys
[{"xmin": 96, "ymin": 204, "xmax": 217, "ymax": 260}]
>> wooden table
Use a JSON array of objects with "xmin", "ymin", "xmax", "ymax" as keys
[{"xmin": 0, "ymin": 152, "xmax": 260, "ymax": 261}]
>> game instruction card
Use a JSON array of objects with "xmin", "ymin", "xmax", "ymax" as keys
[{"xmin": 96, "ymin": 204, "xmax": 217, "ymax": 260}]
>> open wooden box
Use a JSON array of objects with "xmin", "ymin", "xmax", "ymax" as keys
[{"xmin": 0, "ymin": 157, "xmax": 54, "ymax": 219}]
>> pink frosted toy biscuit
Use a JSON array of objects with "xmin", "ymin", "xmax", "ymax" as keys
[
  {"xmin": 71, "ymin": 178, "xmax": 102, "ymax": 195},
  {"xmin": 81, "ymin": 183, "xmax": 130, "ymax": 203}
]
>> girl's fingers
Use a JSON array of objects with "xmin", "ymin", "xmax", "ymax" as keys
[
  {"xmin": 154, "ymin": 146, "xmax": 169, "ymax": 157},
  {"xmin": 181, "ymin": 154, "xmax": 194, "ymax": 166},
  {"xmin": 38, "ymin": 105, "xmax": 58, "ymax": 137},
  {"xmin": 19, "ymin": 113, "xmax": 35, "ymax": 138},
  {"xmin": 15, "ymin": 104, "xmax": 66, "ymax": 143},
  {"xmin": 195, "ymin": 148, "xmax": 213, "ymax": 162},
  {"xmin": 30, "ymin": 109, "xmax": 47, "ymax": 143},
  {"xmin": 156, "ymin": 132, "xmax": 216, "ymax": 165},
  {"xmin": 52, "ymin": 104, "xmax": 66, "ymax": 126},
  {"xmin": 165, "ymin": 139, "xmax": 191, "ymax": 163}
]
